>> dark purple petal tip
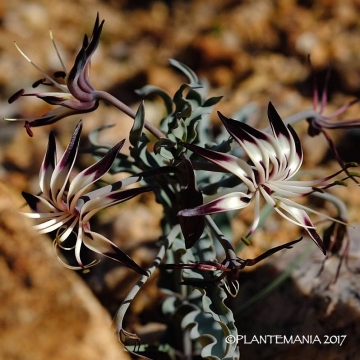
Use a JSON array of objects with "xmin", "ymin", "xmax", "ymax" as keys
[
  {"xmin": 308, "ymin": 228, "xmax": 326, "ymax": 255},
  {"xmin": 287, "ymin": 124, "xmax": 302, "ymax": 158},
  {"xmin": 178, "ymin": 201, "xmax": 221, "ymax": 216},
  {"xmin": 57, "ymin": 120, "xmax": 82, "ymax": 169},
  {"xmin": 303, "ymin": 217, "xmax": 326, "ymax": 255},
  {"xmin": 83, "ymin": 139, "xmax": 125, "ymax": 179},
  {"xmin": 22, "ymin": 191, "xmax": 40, "ymax": 211},
  {"xmin": 85, "ymin": 14, "xmax": 105, "ymax": 58},
  {"xmin": 43, "ymin": 131, "xmax": 56, "ymax": 170},
  {"xmin": 267, "ymin": 102, "xmax": 289, "ymax": 139},
  {"xmin": 217, "ymin": 111, "xmax": 268, "ymax": 143},
  {"xmin": 103, "ymin": 245, "xmax": 147, "ymax": 275},
  {"xmin": 107, "ymin": 186, "xmax": 153, "ymax": 202}
]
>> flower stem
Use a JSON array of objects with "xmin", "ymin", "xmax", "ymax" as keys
[{"xmin": 94, "ymin": 90, "xmax": 166, "ymax": 139}]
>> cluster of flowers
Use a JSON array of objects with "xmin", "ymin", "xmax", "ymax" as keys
[{"xmin": 6, "ymin": 13, "xmax": 359, "ymax": 359}]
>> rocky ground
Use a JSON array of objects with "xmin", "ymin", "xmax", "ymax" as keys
[{"xmin": 1, "ymin": 0, "xmax": 360, "ymax": 359}]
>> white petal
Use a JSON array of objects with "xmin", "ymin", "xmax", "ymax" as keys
[
  {"xmin": 179, "ymin": 191, "xmax": 253, "ymax": 216},
  {"xmin": 35, "ymin": 213, "xmax": 74, "ymax": 233}
]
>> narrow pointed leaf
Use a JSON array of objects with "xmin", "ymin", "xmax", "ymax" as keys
[{"xmin": 129, "ymin": 101, "xmax": 145, "ymax": 148}]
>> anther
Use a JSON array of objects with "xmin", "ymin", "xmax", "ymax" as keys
[
  {"xmin": 32, "ymin": 78, "xmax": 46, "ymax": 88},
  {"xmin": 8, "ymin": 89, "xmax": 25, "ymax": 104},
  {"xmin": 54, "ymin": 71, "xmax": 66, "ymax": 79},
  {"xmin": 24, "ymin": 121, "xmax": 34, "ymax": 137}
]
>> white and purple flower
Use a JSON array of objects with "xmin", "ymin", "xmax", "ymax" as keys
[
  {"xmin": 22, "ymin": 120, "xmax": 151, "ymax": 273},
  {"xmin": 6, "ymin": 14, "xmax": 104, "ymax": 136},
  {"xmin": 179, "ymin": 102, "xmax": 347, "ymax": 254}
]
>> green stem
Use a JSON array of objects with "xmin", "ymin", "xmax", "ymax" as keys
[
  {"xmin": 205, "ymin": 215, "xmax": 237, "ymax": 260},
  {"xmin": 115, "ymin": 224, "xmax": 182, "ymax": 341}
]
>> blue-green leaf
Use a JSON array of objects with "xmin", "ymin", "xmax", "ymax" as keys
[
  {"xmin": 136, "ymin": 85, "xmax": 173, "ymax": 115},
  {"xmin": 167, "ymin": 237, "xmax": 239, "ymax": 359},
  {"xmin": 129, "ymin": 101, "xmax": 145, "ymax": 148},
  {"xmin": 169, "ymin": 59, "xmax": 200, "ymax": 85}
]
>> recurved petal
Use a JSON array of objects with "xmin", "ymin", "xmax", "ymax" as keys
[
  {"xmin": 280, "ymin": 202, "xmax": 325, "ymax": 254},
  {"xmin": 260, "ymin": 187, "xmax": 311, "ymax": 227},
  {"xmin": 267, "ymin": 102, "xmax": 292, "ymax": 155},
  {"xmin": 50, "ymin": 121, "xmax": 82, "ymax": 207},
  {"xmin": 80, "ymin": 186, "xmax": 153, "ymax": 223},
  {"xmin": 269, "ymin": 178, "xmax": 327, "ymax": 191},
  {"xmin": 178, "ymin": 191, "xmax": 253, "ymax": 217},
  {"xmin": 32, "ymin": 92, "xmax": 73, "ymax": 105},
  {"xmin": 4, "ymin": 107, "xmax": 82, "ymax": 127},
  {"xmin": 67, "ymin": 48, "xmax": 92, "ymax": 102},
  {"xmin": 218, "ymin": 111, "xmax": 268, "ymax": 145},
  {"xmin": 60, "ymin": 98, "xmax": 98, "ymax": 111},
  {"xmin": 217, "ymin": 111, "xmax": 280, "ymax": 183},
  {"xmin": 34, "ymin": 213, "xmax": 74, "ymax": 234},
  {"xmin": 89, "ymin": 15, "xmax": 104, "ymax": 55},
  {"xmin": 245, "ymin": 190, "xmax": 261, "ymax": 237},
  {"xmin": 84, "ymin": 13, "xmax": 105, "ymax": 60},
  {"xmin": 267, "ymin": 103, "xmax": 303, "ymax": 177},
  {"xmin": 30, "ymin": 108, "xmax": 83, "ymax": 127},
  {"xmin": 39, "ymin": 132, "xmax": 57, "ymax": 199},
  {"xmin": 286, "ymin": 124, "xmax": 303, "ymax": 177},
  {"xmin": 67, "ymin": 14, "xmax": 103, "ymax": 102},
  {"xmin": 182, "ymin": 142, "xmax": 256, "ymax": 192},
  {"xmin": 67, "ymin": 139, "xmax": 125, "ymax": 210},
  {"xmin": 265, "ymin": 181, "xmax": 314, "ymax": 197},
  {"xmin": 22, "ymin": 191, "xmax": 58, "ymax": 213},
  {"xmin": 305, "ymin": 225, "xmax": 326, "ymax": 255},
  {"xmin": 82, "ymin": 229, "xmax": 147, "ymax": 275},
  {"xmin": 262, "ymin": 191, "xmax": 325, "ymax": 254}
]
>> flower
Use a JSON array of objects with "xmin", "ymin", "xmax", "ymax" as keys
[
  {"xmin": 306, "ymin": 61, "xmax": 360, "ymax": 134},
  {"xmin": 22, "ymin": 120, "xmax": 151, "ymax": 273},
  {"xmin": 304, "ymin": 66, "xmax": 360, "ymax": 182},
  {"xmin": 179, "ymin": 102, "xmax": 346, "ymax": 254},
  {"xmin": 5, "ymin": 14, "xmax": 104, "ymax": 136}
]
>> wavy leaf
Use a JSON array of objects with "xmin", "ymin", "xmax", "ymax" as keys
[
  {"xmin": 163, "ymin": 236, "xmax": 239, "ymax": 359},
  {"xmin": 169, "ymin": 59, "xmax": 200, "ymax": 85},
  {"xmin": 136, "ymin": 85, "xmax": 173, "ymax": 115}
]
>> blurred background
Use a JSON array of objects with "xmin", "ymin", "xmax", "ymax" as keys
[{"xmin": 1, "ymin": 0, "xmax": 360, "ymax": 359}]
